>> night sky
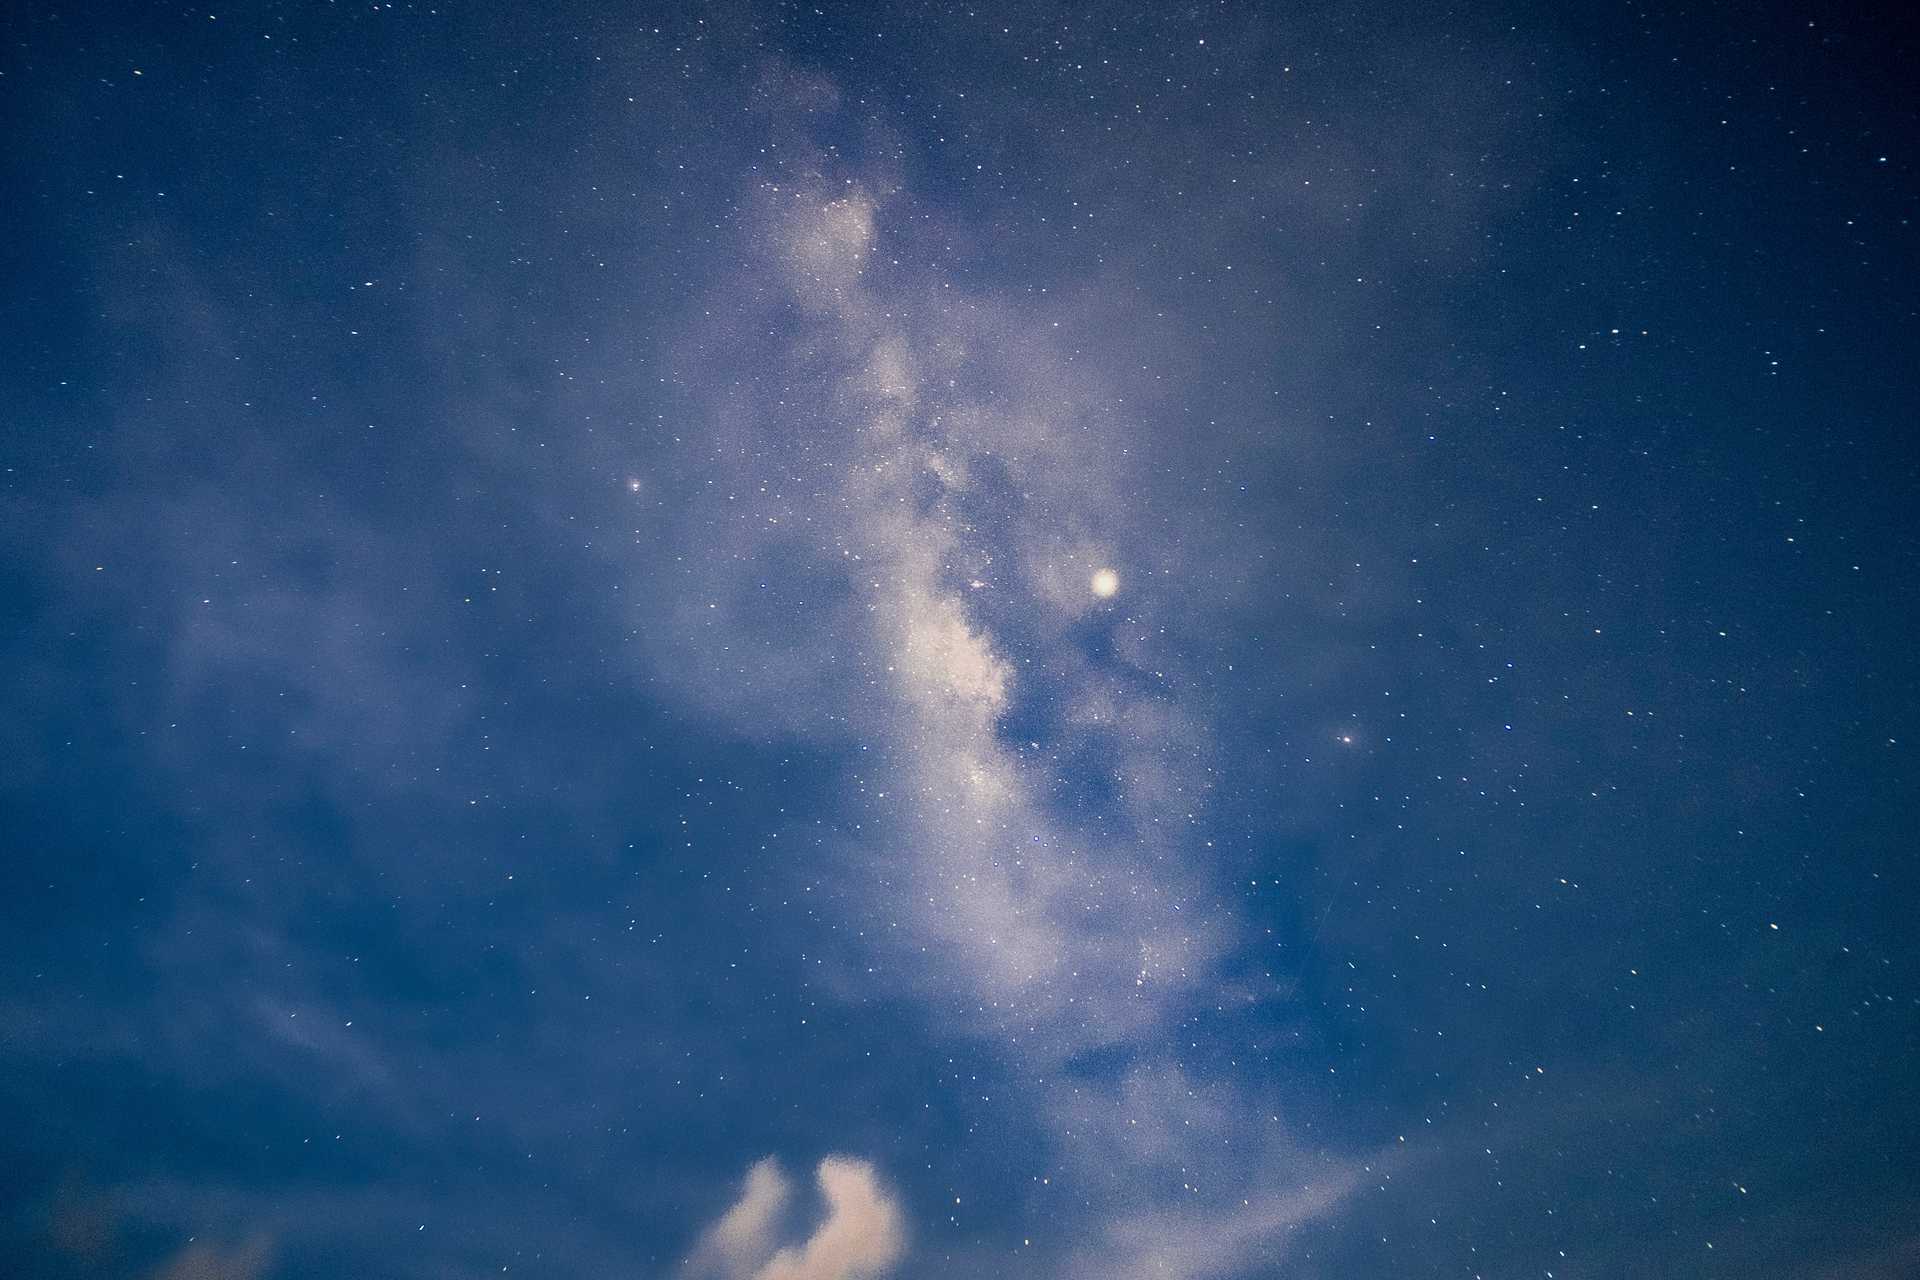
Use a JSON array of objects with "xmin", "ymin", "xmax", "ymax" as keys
[{"xmin": 4, "ymin": 3, "xmax": 1918, "ymax": 1278}]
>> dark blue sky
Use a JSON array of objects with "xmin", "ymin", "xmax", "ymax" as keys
[{"xmin": 3, "ymin": 3, "xmax": 1916, "ymax": 1278}]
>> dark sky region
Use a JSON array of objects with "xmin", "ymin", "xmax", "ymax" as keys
[{"xmin": 2, "ymin": 2, "xmax": 1917, "ymax": 1278}]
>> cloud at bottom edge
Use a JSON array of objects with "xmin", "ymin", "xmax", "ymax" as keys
[{"xmin": 685, "ymin": 1156, "xmax": 905, "ymax": 1280}]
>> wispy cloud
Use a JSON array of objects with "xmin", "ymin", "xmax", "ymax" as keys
[{"xmin": 145, "ymin": 1236, "xmax": 273, "ymax": 1280}]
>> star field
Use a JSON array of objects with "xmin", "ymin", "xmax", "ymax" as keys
[{"xmin": 2, "ymin": 3, "xmax": 1917, "ymax": 1279}]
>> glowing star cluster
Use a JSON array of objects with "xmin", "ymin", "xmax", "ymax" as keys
[{"xmin": 1090, "ymin": 567, "xmax": 1120, "ymax": 599}]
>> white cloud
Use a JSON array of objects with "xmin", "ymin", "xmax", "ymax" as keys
[
  {"xmin": 756, "ymin": 1158, "xmax": 904, "ymax": 1280},
  {"xmin": 686, "ymin": 1158, "xmax": 905, "ymax": 1280},
  {"xmin": 684, "ymin": 1158, "xmax": 792, "ymax": 1280}
]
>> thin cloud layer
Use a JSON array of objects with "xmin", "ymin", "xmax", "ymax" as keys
[{"xmin": 146, "ymin": 1237, "xmax": 273, "ymax": 1280}]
